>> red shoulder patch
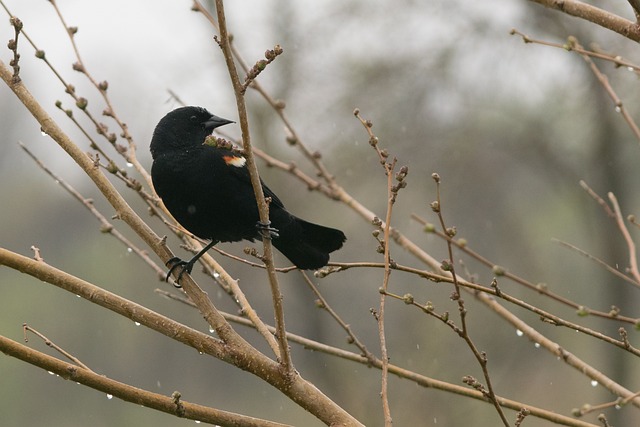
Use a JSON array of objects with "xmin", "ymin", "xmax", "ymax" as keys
[{"xmin": 223, "ymin": 155, "xmax": 247, "ymax": 168}]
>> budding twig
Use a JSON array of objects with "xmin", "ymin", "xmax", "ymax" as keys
[{"xmin": 8, "ymin": 16, "xmax": 22, "ymax": 83}]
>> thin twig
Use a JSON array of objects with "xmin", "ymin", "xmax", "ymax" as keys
[
  {"xmin": 377, "ymin": 163, "xmax": 394, "ymax": 427},
  {"xmin": 19, "ymin": 142, "xmax": 164, "ymax": 278},
  {"xmin": 570, "ymin": 36, "xmax": 640, "ymax": 146},
  {"xmin": 23, "ymin": 324, "xmax": 94, "ymax": 372},
  {"xmin": 411, "ymin": 212, "xmax": 640, "ymax": 325},
  {"xmin": 553, "ymin": 239, "xmax": 639, "ymax": 287},
  {"xmin": 353, "ymin": 109, "xmax": 397, "ymax": 425},
  {"xmin": 511, "ymin": 29, "xmax": 640, "ymax": 146},
  {"xmin": 299, "ymin": 272, "xmax": 377, "ymax": 363},
  {"xmin": 47, "ymin": 0, "xmax": 151, "ymax": 187},
  {"xmin": 609, "ymin": 192, "xmax": 640, "ymax": 286},
  {"xmin": 430, "ymin": 174, "xmax": 510, "ymax": 426},
  {"xmin": 580, "ymin": 180, "xmax": 615, "ymax": 218},
  {"xmin": 510, "ymin": 29, "xmax": 640, "ymax": 72}
]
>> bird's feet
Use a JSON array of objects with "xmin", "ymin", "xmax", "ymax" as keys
[
  {"xmin": 165, "ymin": 256, "xmax": 194, "ymax": 287},
  {"xmin": 164, "ymin": 240, "xmax": 218, "ymax": 286},
  {"xmin": 256, "ymin": 221, "xmax": 279, "ymax": 240}
]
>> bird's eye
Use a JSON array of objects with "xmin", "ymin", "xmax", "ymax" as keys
[{"xmin": 189, "ymin": 115, "xmax": 198, "ymax": 123}]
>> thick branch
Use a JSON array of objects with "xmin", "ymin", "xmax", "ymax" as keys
[
  {"xmin": 0, "ymin": 248, "xmax": 233, "ymax": 362},
  {"xmin": 163, "ymin": 290, "xmax": 601, "ymax": 427},
  {"xmin": 0, "ymin": 335, "xmax": 289, "ymax": 427},
  {"xmin": 0, "ymin": 248, "xmax": 363, "ymax": 426},
  {"xmin": 528, "ymin": 0, "xmax": 640, "ymax": 42}
]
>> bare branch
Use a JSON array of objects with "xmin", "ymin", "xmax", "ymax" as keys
[
  {"xmin": 23, "ymin": 324, "xmax": 94, "ymax": 372},
  {"xmin": 212, "ymin": 0, "xmax": 292, "ymax": 373},
  {"xmin": 569, "ymin": 37, "xmax": 640, "ymax": 146},
  {"xmin": 527, "ymin": 0, "xmax": 640, "ymax": 42},
  {"xmin": 0, "ymin": 335, "xmax": 290, "ymax": 427},
  {"xmin": 608, "ymin": 192, "xmax": 640, "ymax": 285},
  {"xmin": 156, "ymin": 292, "xmax": 603, "ymax": 427},
  {"xmin": 354, "ymin": 109, "xmax": 395, "ymax": 425},
  {"xmin": 46, "ymin": 0, "xmax": 151, "ymax": 187},
  {"xmin": 511, "ymin": 30, "xmax": 640, "ymax": 146},
  {"xmin": 554, "ymin": 238, "xmax": 640, "ymax": 287},
  {"xmin": 412, "ymin": 212, "xmax": 640, "ymax": 325},
  {"xmin": 8, "ymin": 16, "xmax": 21, "ymax": 83},
  {"xmin": 19, "ymin": 142, "xmax": 164, "ymax": 278},
  {"xmin": 428, "ymin": 174, "xmax": 510, "ymax": 426}
]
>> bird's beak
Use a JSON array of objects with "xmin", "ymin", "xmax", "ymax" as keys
[{"xmin": 203, "ymin": 115, "xmax": 234, "ymax": 132}]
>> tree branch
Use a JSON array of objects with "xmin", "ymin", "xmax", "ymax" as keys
[
  {"xmin": 213, "ymin": 0, "xmax": 292, "ymax": 373},
  {"xmin": 0, "ymin": 335, "xmax": 290, "ymax": 427},
  {"xmin": 608, "ymin": 192, "xmax": 640, "ymax": 285},
  {"xmin": 158, "ymin": 291, "xmax": 602, "ymax": 427},
  {"xmin": 527, "ymin": 0, "xmax": 640, "ymax": 42}
]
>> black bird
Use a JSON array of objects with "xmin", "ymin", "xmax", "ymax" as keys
[{"xmin": 150, "ymin": 106, "xmax": 346, "ymax": 282}]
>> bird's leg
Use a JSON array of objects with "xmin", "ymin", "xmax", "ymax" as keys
[
  {"xmin": 256, "ymin": 220, "xmax": 279, "ymax": 240},
  {"xmin": 165, "ymin": 240, "xmax": 218, "ymax": 287}
]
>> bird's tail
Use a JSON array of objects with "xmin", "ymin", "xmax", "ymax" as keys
[{"xmin": 270, "ymin": 210, "xmax": 346, "ymax": 270}]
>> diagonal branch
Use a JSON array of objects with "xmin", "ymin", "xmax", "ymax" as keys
[
  {"xmin": 527, "ymin": 0, "xmax": 640, "ymax": 42},
  {"xmin": 569, "ymin": 37, "xmax": 640, "ymax": 146},
  {"xmin": 608, "ymin": 192, "xmax": 640, "ymax": 285},
  {"xmin": 0, "ymin": 247, "xmax": 363, "ymax": 425},
  {"xmin": 47, "ymin": 0, "xmax": 151, "ymax": 188},
  {"xmin": 0, "ymin": 335, "xmax": 290, "ymax": 427},
  {"xmin": 19, "ymin": 141, "xmax": 164, "ymax": 278}
]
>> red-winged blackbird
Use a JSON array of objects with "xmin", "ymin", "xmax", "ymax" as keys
[{"xmin": 150, "ymin": 106, "xmax": 346, "ymax": 282}]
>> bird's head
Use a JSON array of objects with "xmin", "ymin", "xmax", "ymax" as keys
[{"xmin": 150, "ymin": 106, "xmax": 234, "ymax": 157}]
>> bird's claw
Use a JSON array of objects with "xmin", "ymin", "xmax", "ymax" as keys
[
  {"xmin": 165, "ymin": 256, "xmax": 193, "ymax": 287},
  {"xmin": 256, "ymin": 221, "xmax": 279, "ymax": 240}
]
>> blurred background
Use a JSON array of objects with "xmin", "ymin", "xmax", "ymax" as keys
[{"xmin": 1, "ymin": 0, "xmax": 640, "ymax": 425}]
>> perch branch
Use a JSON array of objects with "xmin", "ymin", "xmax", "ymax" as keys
[{"xmin": 213, "ymin": 0, "xmax": 292, "ymax": 373}]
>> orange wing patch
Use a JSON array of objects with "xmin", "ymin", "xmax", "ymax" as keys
[{"xmin": 223, "ymin": 155, "xmax": 247, "ymax": 168}]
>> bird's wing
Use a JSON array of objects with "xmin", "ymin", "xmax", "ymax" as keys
[
  {"xmin": 218, "ymin": 150, "xmax": 286, "ymax": 209},
  {"xmin": 261, "ymin": 182, "xmax": 285, "ymax": 209}
]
